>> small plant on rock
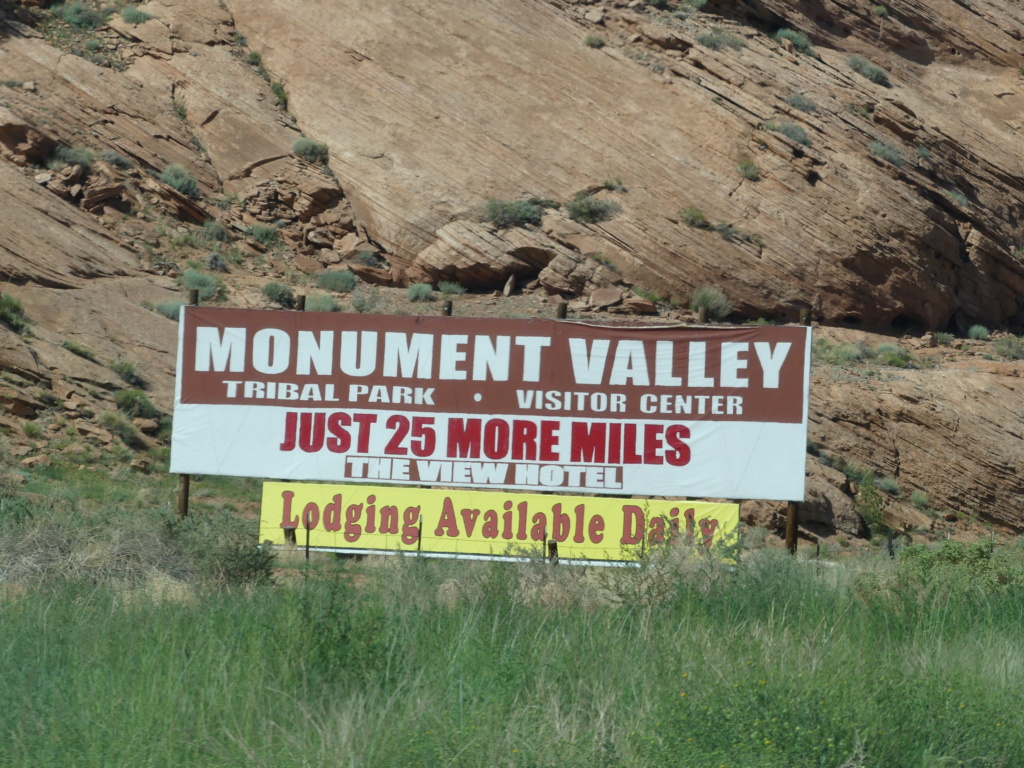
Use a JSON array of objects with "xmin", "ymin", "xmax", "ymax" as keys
[
  {"xmin": 114, "ymin": 389, "xmax": 161, "ymax": 419},
  {"xmin": 262, "ymin": 282, "xmax": 295, "ymax": 308},
  {"xmin": 246, "ymin": 224, "xmax": 279, "ymax": 247},
  {"xmin": 154, "ymin": 302, "xmax": 184, "ymax": 321},
  {"xmin": 438, "ymin": 281, "xmax": 466, "ymax": 295},
  {"xmin": 689, "ymin": 285, "xmax": 731, "ymax": 320},
  {"xmin": 680, "ymin": 206, "xmax": 708, "ymax": 228},
  {"xmin": 565, "ymin": 194, "xmax": 621, "ymax": 224},
  {"xmin": 351, "ymin": 286, "xmax": 383, "ymax": 314},
  {"xmin": 967, "ymin": 324, "xmax": 989, "ymax": 340},
  {"xmin": 484, "ymin": 198, "xmax": 543, "ymax": 229},
  {"xmin": 292, "ymin": 138, "xmax": 329, "ymax": 165},
  {"xmin": 305, "ymin": 294, "xmax": 338, "ymax": 312},
  {"xmin": 0, "ymin": 293, "xmax": 27, "ymax": 331},
  {"xmin": 765, "ymin": 120, "xmax": 811, "ymax": 146},
  {"xmin": 848, "ymin": 55, "xmax": 890, "ymax": 86},
  {"xmin": 121, "ymin": 7, "xmax": 152, "ymax": 24},
  {"xmin": 271, "ymin": 81, "xmax": 288, "ymax": 109},
  {"xmin": 317, "ymin": 270, "xmax": 358, "ymax": 293},
  {"xmin": 55, "ymin": 2, "xmax": 104, "ymax": 29},
  {"xmin": 160, "ymin": 164, "xmax": 200, "ymax": 198},
  {"xmin": 180, "ymin": 270, "xmax": 220, "ymax": 301},
  {"xmin": 786, "ymin": 93, "xmax": 817, "ymax": 113},
  {"xmin": 992, "ymin": 335, "xmax": 1024, "ymax": 360},
  {"xmin": 737, "ymin": 160, "xmax": 760, "ymax": 181},
  {"xmin": 50, "ymin": 145, "xmax": 95, "ymax": 173},
  {"xmin": 203, "ymin": 220, "xmax": 230, "ymax": 242},
  {"xmin": 111, "ymin": 356, "xmax": 146, "ymax": 387},
  {"xmin": 868, "ymin": 140, "xmax": 903, "ymax": 167},
  {"xmin": 697, "ymin": 28, "xmax": 745, "ymax": 51},
  {"xmin": 408, "ymin": 283, "xmax": 435, "ymax": 302},
  {"xmin": 97, "ymin": 149, "xmax": 132, "ymax": 169},
  {"xmin": 774, "ymin": 28, "xmax": 813, "ymax": 55},
  {"xmin": 584, "ymin": 34, "xmax": 605, "ymax": 48},
  {"xmin": 61, "ymin": 340, "xmax": 98, "ymax": 362}
]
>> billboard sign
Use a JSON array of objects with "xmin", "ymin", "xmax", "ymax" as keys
[
  {"xmin": 171, "ymin": 308, "xmax": 811, "ymax": 500},
  {"xmin": 259, "ymin": 482, "xmax": 739, "ymax": 562}
]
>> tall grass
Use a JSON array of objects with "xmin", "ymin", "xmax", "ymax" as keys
[{"xmin": 1, "ymin": 541, "xmax": 1022, "ymax": 767}]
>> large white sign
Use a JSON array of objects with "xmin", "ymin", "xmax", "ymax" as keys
[{"xmin": 170, "ymin": 308, "xmax": 811, "ymax": 500}]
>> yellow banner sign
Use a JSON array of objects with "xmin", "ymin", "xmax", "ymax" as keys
[{"xmin": 260, "ymin": 482, "xmax": 738, "ymax": 562}]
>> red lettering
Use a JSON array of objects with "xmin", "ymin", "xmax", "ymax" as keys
[
  {"xmin": 572, "ymin": 422, "xmax": 607, "ymax": 463},
  {"xmin": 299, "ymin": 412, "xmax": 325, "ymax": 452},
  {"xmin": 279, "ymin": 412, "xmax": 297, "ymax": 451},
  {"xmin": 483, "ymin": 419, "xmax": 510, "ymax": 460},
  {"xmin": 481, "ymin": 509, "xmax": 499, "ymax": 538},
  {"xmin": 302, "ymin": 502, "xmax": 320, "ymax": 530},
  {"xmin": 699, "ymin": 518, "xmax": 719, "ymax": 549},
  {"xmin": 516, "ymin": 501, "xmax": 529, "ymax": 541},
  {"xmin": 530, "ymin": 512, "xmax": 546, "ymax": 542},
  {"xmin": 352, "ymin": 414, "xmax": 377, "ymax": 453},
  {"xmin": 401, "ymin": 506, "xmax": 421, "ymax": 545},
  {"xmin": 665, "ymin": 425, "xmax": 691, "ymax": 466},
  {"xmin": 460, "ymin": 507, "xmax": 481, "ymax": 536},
  {"xmin": 323, "ymin": 494, "xmax": 342, "ymax": 532},
  {"xmin": 539, "ymin": 421, "xmax": 559, "ymax": 462},
  {"xmin": 435, "ymin": 497, "xmax": 460, "ymax": 537},
  {"xmin": 620, "ymin": 505, "xmax": 644, "ymax": 545},
  {"xmin": 588, "ymin": 514, "xmax": 604, "ymax": 544},
  {"xmin": 379, "ymin": 505, "xmax": 399, "ymax": 534},
  {"xmin": 511, "ymin": 420, "xmax": 538, "ymax": 460},
  {"xmin": 326, "ymin": 412, "xmax": 351, "ymax": 453},
  {"xmin": 643, "ymin": 424, "xmax": 664, "ymax": 464},
  {"xmin": 280, "ymin": 490, "xmax": 298, "ymax": 528},
  {"xmin": 552, "ymin": 503, "xmax": 571, "ymax": 542},
  {"xmin": 448, "ymin": 418, "xmax": 481, "ymax": 458},
  {"xmin": 623, "ymin": 424, "xmax": 642, "ymax": 464}
]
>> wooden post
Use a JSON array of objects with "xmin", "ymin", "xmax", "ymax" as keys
[
  {"xmin": 177, "ymin": 473, "xmax": 190, "ymax": 518},
  {"xmin": 296, "ymin": 294, "xmax": 306, "ymax": 311},
  {"xmin": 887, "ymin": 530, "xmax": 894, "ymax": 558},
  {"xmin": 442, "ymin": 300, "xmax": 453, "ymax": 317},
  {"xmin": 189, "ymin": 288, "xmax": 199, "ymax": 306},
  {"xmin": 799, "ymin": 308, "xmax": 811, "ymax": 326},
  {"xmin": 556, "ymin": 302, "xmax": 568, "ymax": 320},
  {"xmin": 785, "ymin": 501, "xmax": 798, "ymax": 555},
  {"xmin": 547, "ymin": 539, "xmax": 559, "ymax": 565},
  {"xmin": 697, "ymin": 306, "xmax": 708, "ymax": 323}
]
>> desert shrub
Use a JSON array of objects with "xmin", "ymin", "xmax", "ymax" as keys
[
  {"xmin": 114, "ymin": 389, "xmax": 161, "ymax": 419},
  {"xmin": 111, "ymin": 357, "xmax": 146, "ymax": 388},
  {"xmin": 246, "ymin": 51, "xmax": 263, "ymax": 67},
  {"xmin": 910, "ymin": 489, "xmax": 929, "ymax": 510},
  {"xmin": 603, "ymin": 178, "xmax": 626, "ymax": 192},
  {"xmin": 875, "ymin": 476, "xmax": 899, "ymax": 494},
  {"xmin": 61, "ymin": 339, "xmax": 97, "ymax": 361},
  {"xmin": 84, "ymin": 39, "xmax": 101, "ymax": 51},
  {"xmin": 317, "ymin": 270, "xmax": 358, "ymax": 293},
  {"xmin": 813, "ymin": 339, "xmax": 865, "ymax": 365},
  {"xmin": 899, "ymin": 540, "xmax": 1024, "ymax": 592},
  {"xmin": 22, "ymin": 421, "xmax": 42, "ymax": 439},
  {"xmin": 484, "ymin": 198, "xmax": 543, "ymax": 229},
  {"xmin": 246, "ymin": 224, "xmax": 279, "ymax": 247},
  {"xmin": 848, "ymin": 55, "xmax": 890, "ymax": 85},
  {"xmin": 351, "ymin": 286, "xmax": 383, "ymax": 314},
  {"xmin": 180, "ymin": 270, "xmax": 219, "ymax": 301},
  {"xmin": 697, "ymin": 28, "xmax": 745, "ymax": 51},
  {"xmin": 99, "ymin": 410, "xmax": 139, "ymax": 444},
  {"xmin": 992, "ymin": 335, "xmax": 1024, "ymax": 360},
  {"xmin": 50, "ymin": 145, "xmax": 95, "ymax": 173},
  {"xmin": 765, "ymin": 119, "xmax": 811, "ymax": 146},
  {"xmin": 353, "ymin": 251, "xmax": 384, "ymax": 267},
  {"xmin": 262, "ymin": 282, "xmax": 295, "ymax": 308},
  {"xmin": 203, "ymin": 220, "xmax": 230, "ymax": 242},
  {"xmin": 304, "ymin": 294, "xmax": 338, "ymax": 312},
  {"xmin": 292, "ymin": 138, "xmax": 329, "ymax": 165},
  {"xmin": 933, "ymin": 331, "xmax": 954, "ymax": 345},
  {"xmin": 565, "ymin": 194, "xmax": 621, "ymax": 224},
  {"xmin": 967, "ymin": 324, "xmax": 989, "ymax": 340},
  {"xmin": 97, "ymin": 149, "xmax": 132, "ymax": 169},
  {"xmin": 785, "ymin": 93, "xmax": 817, "ymax": 113},
  {"xmin": 680, "ymin": 206, "xmax": 708, "ymax": 228},
  {"xmin": 873, "ymin": 5, "xmax": 890, "ymax": 17},
  {"xmin": 121, "ymin": 6, "xmax": 152, "ymax": 24},
  {"xmin": 160, "ymin": 164, "xmax": 200, "ymax": 198},
  {"xmin": 737, "ymin": 160, "xmax": 759, "ymax": 181},
  {"xmin": 868, "ymin": 141, "xmax": 903, "ymax": 167},
  {"xmin": 407, "ymin": 283, "xmax": 434, "ymax": 303},
  {"xmin": 154, "ymin": 302, "xmax": 184, "ymax": 321},
  {"xmin": 438, "ymin": 281, "xmax": 466, "ymax": 295},
  {"xmin": 584, "ymin": 34, "xmax": 605, "ymax": 48},
  {"xmin": 917, "ymin": 145, "xmax": 933, "ymax": 160},
  {"xmin": 0, "ymin": 293, "xmax": 27, "ymax": 331},
  {"xmin": 205, "ymin": 253, "xmax": 228, "ymax": 272},
  {"xmin": 944, "ymin": 188, "xmax": 970, "ymax": 207},
  {"xmin": 55, "ymin": 2, "xmax": 103, "ymax": 28},
  {"xmin": 774, "ymin": 28, "xmax": 813, "ymax": 55},
  {"xmin": 689, "ymin": 285, "xmax": 731, "ymax": 320},
  {"xmin": 271, "ymin": 81, "xmax": 287, "ymax": 109},
  {"xmin": 875, "ymin": 343, "xmax": 911, "ymax": 367}
]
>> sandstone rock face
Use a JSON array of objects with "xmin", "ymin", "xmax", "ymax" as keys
[{"xmin": 231, "ymin": 0, "xmax": 1024, "ymax": 331}]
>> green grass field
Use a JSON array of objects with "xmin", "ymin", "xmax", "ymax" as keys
[{"xmin": 1, "ymin": 460, "xmax": 1023, "ymax": 767}]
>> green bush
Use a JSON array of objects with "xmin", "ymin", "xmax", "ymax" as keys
[
  {"xmin": 875, "ymin": 476, "xmax": 899, "ymax": 494},
  {"xmin": 160, "ymin": 164, "xmax": 200, "ymax": 198},
  {"xmin": 61, "ymin": 340, "xmax": 97, "ymax": 362},
  {"xmin": 696, "ymin": 28, "xmax": 745, "ymax": 51},
  {"xmin": 438, "ymin": 281, "xmax": 466, "ymax": 295},
  {"xmin": 944, "ymin": 188, "xmax": 970, "ymax": 207},
  {"xmin": 774, "ymin": 28, "xmax": 813, "ymax": 55},
  {"xmin": 114, "ymin": 389, "xmax": 161, "ymax": 419},
  {"xmin": 246, "ymin": 224, "xmax": 279, "ymax": 247},
  {"xmin": 121, "ymin": 7, "xmax": 152, "ymax": 24},
  {"xmin": 180, "ymin": 270, "xmax": 219, "ymax": 301},
  {"xmin": 84, "ymin": 38, "xmax": 101, "ymax": 51},
  {"xmin": 875, "ymin": 343, "xmax": 911, "ymax": 367},
  {"xmin": 271, "ymin": 81, "xmax": 287, "ymax": 109},
  {"xmin": 353, "ymin": 251, "xmax": 384, "ymax": 267},
  {"xmin": 205, "ymin": 253, "xmax": 227, "ymax": 272},
  {"xmin": 484, "ymin": 198, "xmax": 543, "ymax": 229},
  {"xmin": 848, "ymin": 55, "xmax": 890, "ymax": 85},
  {"xmin": 565, "ymin": 194, "xmax": 621, "ymax": 224},
  {"xmin": 680, "ymin": 206, "xmax": 708, "ymax": 228},
  {"xmin": 154, "ymin": 302, "xmax": 184, "ymax": 321},
  {"xmin": 97, "ymin": 149, "xmax": 132, "ymax": 169},
  {"xmin": 992, "ymin": 335, "xmax": 1024, "ymax": 360},
  {"xmin": 304, "ymin": 294, "xmax": 338, "ymax": 312},
  {"xmin": 0, "ymin": 293, "xmax": 27, "ymax": 331},
  {"xmin": 111, "ymin": 356, "xmax": 146, "ymax": 388},
  {"xmin": 317, "ymin": 270, "xmax": 358, "ymax": 293},
  {"xmin": 203, "ymin": 220, "xmax": 230, "ymax": 242},
  {"xmin": 785, "ymin": 93, "xmax": 817, "ymax": 113},
  {"xmin": 55, "ymin": 2, "xmax": 103, "ymax": 28},
  {"xmin": 967, "ymin": 324, "xmax": 989, "ymax": 340},
  {"xmin": 868, "ymin": 140, "xmax": 903, "ymax": 167},
  {"xmin": 262, "ymin": 282, "xmax": 295, "ymax": 308},
  {"xmin": 50, "ymin": 145, "xmax": 95, "ymax": 173},
  {"xmin": 246, "ymin": 51, "xmax": 263, "ymax": 67},
  {"xmin": 917, "ymin": 145, "xmax": 933, "ymax": 160},
  {"xmin": 813, "ymin": 339, "xmax": 866, "ymax": 365},
  {"xmin": 689, "ymin": 285, "xmax": 731, "ymax": 320},
  {"xmin": 584, "ymin": 34, "xmax": 605, "ymax": 48},
  {"xmin": 737, "ymin": 160, "xmax": 759, "ymax": 181},
  {"xmin": 899, "ymin": 540, "xmax": 1024, "ymax": 593},
  {"xmin": 99, "ymin": 410, "xmax": 139, "ymax": 445},
  {"xmin": 407, "ymin": 283, "xmax": 434, "ymax": 303},
  {"xmin": 292, "ymin": 138, "xmax": 329, "ymax": 165},
  {"xmin": 351, "ymin": 286, "xmax": 383, "ymax": 314},
  {"xmin": 933, "ymin": 331, "xmax": 954, "ymax": 345},
  {"xmin": 873, "ymin": 5, "xmax": 890, "ymax": 17},
  {"xmin": 765, "ymin": 120, "xmax": 811, "ymax": 146},
  {"xmin": 910, "ymin": 489, "xmax": 929, "ymax": 510}
]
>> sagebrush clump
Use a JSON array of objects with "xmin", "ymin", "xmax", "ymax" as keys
[
  {"xmin": 262, "ymin": 282, "xmax": 295, "ymax": 308},
  {"xmin": 292, "ymin": 138, "xmax": 329, "ymax": 165},
  {"xmin": 484, "ymin": 198, "xmax": 543, "ymax": 229},
  {"xmin": 848, "ymin": 55, "xmax": 890, "ymax": 86},
  {"xmin": 317, "ymin": 270, "xmax": 358, "ymax": 293},
  {"xmin": 407, "ymin": 283, "xmax": 434, "ymax": 302},
  {"xmin": 160, "ymin": 164, "xmax": 200, "ymax": 198},
  {"xmin": 774, "ymin": 28, "xmax": 813, "ymax": 55},
  {"xmin": 765, "ymin": 120, "xmax": 811, "ymax": 146},
  {"xmin": 565, "ymin": 194, "xmax": 621, "ymax": 224},
  {"xmin": 868, "ymin": 141, "xmax": 903, "ymax": 167},
  {"xmin": 689, "ymin": 286, "xmax": 731, "ymax": 320}
]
